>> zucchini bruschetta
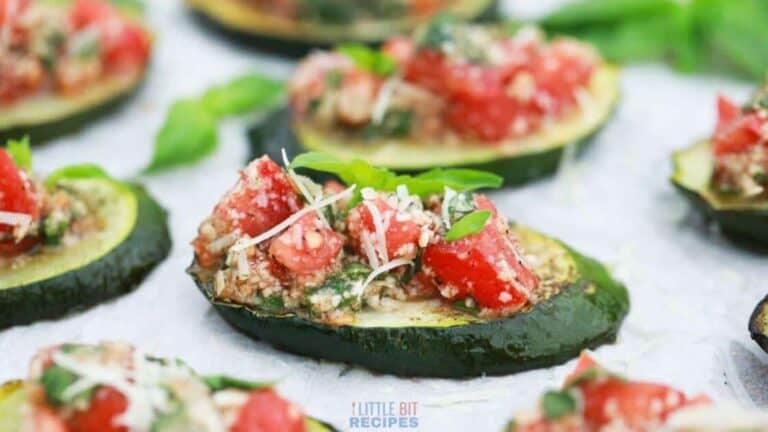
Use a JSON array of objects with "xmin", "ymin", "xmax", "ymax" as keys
[
  {"xmin": 505, "ymin": 352, "xmax": 768, "ymax": 431},
  {"xmin": 186, "ymin": 0, "xmax": 497, "ymax": 49},
  {"xmin": 0, "ymin": 140, "xmax": 170, "ymax": 329},
  {"xmin": 672, "ymin": 83, "xmax": 768, "ymax": 245},
  {"xmin": 0, "ymin": 0, "xmax": 152, "ymax": 142},
  {"xmin": 188, "ymin": 152, "xmax": 629, "ymax": 377},
  {"xmin": 249, "ymin": 18, "xmax": 620, "ymax": 185},
  {"xmin": 0, "ymin": 342, "xmax": 336, "ymax": 431}
]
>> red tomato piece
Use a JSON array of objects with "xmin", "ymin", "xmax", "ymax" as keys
[
  {"xmin": 529, "ymin": 41, "xmax": 596, "ymax": 115},
  {"xmin": 563, "ymin": 352, "xmax": 599, "ymax": 387},
  {"xmin": 578, "ymin": 379, "xmax": 689, "ymax": 430},
  {"xmin": 421, "ymin": 195, "xmax": 539, "ymax": 310},
  {"xmin": 230, "ymin": 389, "xmax": 306, "ymax": 432},
  {"xmin": 213, "ymin": 156, "xmax": 303, "ymax": 237},
  {"xmin": 716, "ymin": 95, "xmax": 742, "ymax": 131},
  {"xmin": 347, "ymin": 198, "xmax": 424, "ymax": 263},
  {"xmin": 67, "ymin": 386, "xmax": 128, "ymax": 432},
  {"xmin": 269, "ymin": 213, "xmax": 343, "ymax": 275},
  {"xmin": 381, "ymin": 37, "xmax": 414, "ymax": 65},
  {"xmin": 0, "ymin": 148, "xmax": 39, "ymax": 234},
  {"xmin": 0, "ymin": 0, "xmax": 30, "ymax": 26},
  {"xmin": 713, "ymin": 113, "xmax": 764, "ymax": 155}
]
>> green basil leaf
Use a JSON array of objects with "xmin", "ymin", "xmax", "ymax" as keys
[
  {"xmin": 290, "ymin": 152, "xmax": 502, "ymax": 197},
  {"xmin": 5, "ymin": 136, "xmax": 32, "ymax": 171},
  {"xmin": 144, "ymin": 99, "xmax": 217, "ymax": 174},
  {"xmin": 541, "ymin": 0, "xmax": 677, "ymax": 27},
  {"xmin": 541, "ymin": 390, "xmax": 578, "ymax": 420},
  {"xmin": 40, "ymin": 365, "xmax": 92, "ymax": 406},
  {"xmin": 203, "ymin": 375, "xmax": 272, "ymax": 392},
  {"xmin": 337, "ymin": 44, "xmax": 397, "ymax": 76},
  {"xmin": 45, "ymin": 164, "xmax": 111, "ymax": 189},
  {"xmin": 444, "ymin": 210, "xmax": 491, "ymax": 241},
  {"xmin": 202, "ymin": 74, "xmax": 285, "ymax": 118}
]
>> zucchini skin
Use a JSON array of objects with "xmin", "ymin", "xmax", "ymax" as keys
[
  {"xmin": 0, "ymin": 81, "xmax": 143, "ymax": 145},
  {"xmin": 248, "ymin": 108, "xmax": 607, "ymax": 186},
  {"xmin": 0, "ymin": 185, "xmax": 171, "ymax": 329},
  {"xmin": 186, "ymin": 0, "xmax": 499, "ymax": 57},
  {"xmin": 671, "ymin": 182, "xmax": 768, "ymax": 245},
  {"xmin": 749, "ymin": 295, "xmax": 768, "ymax": 354},
  {"xmin": 190, "ymin": 233, "xmax": 629, "ymax": 378}
]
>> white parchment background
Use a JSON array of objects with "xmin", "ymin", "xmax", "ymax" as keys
[{"xmin": 1, "ymin": 1, "xmax": 767, "ymax": 431}]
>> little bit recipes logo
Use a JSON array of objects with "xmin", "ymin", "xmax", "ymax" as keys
[{"xmin": 349, "ymin": 400, "xmax": 420, "ymax": 429}]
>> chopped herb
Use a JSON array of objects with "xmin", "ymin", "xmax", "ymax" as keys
[
  {"xmin": 258, "ymin": 295, "xmax": 285, "ymax": 313},
  {"xmin": 45, "ymin": 164, "xmax": 111, "ymax": 189},
  {"xmin": 43, "ymin": 215, "xmax": 70, "ymax": 246},
  {"xmin": 203, "ymin": 375, "xmax": 271, "ymax": 392},
  {"xmin": 337, "ymin": 44, "xmax": 397, "ymax": 76},
  {"xmin": 754, "ymin": 172, "xmax": 768, "ymax": 185},
  {"xmin": 363, "ymin": 110, "xmax": 413, "ymax": 139},
  {"xmin": 5, "ymin": 136, "xmax": 32, "ymax": 170},
  {"xmin": 541, "ymin": 390, "xmax": 578, "ymax": 420},
  {"xmin": 418, "ymin": 14, "xmax": 457, "ymax": 50},
  {"xmin": 306, "ymin": 263, "xmax": 371, "ymax": 313},
  {"xmin": 41, "ymin": 365, "xmax": 92, "ymax": 406},
  {"xmin": 444, "ymin": 191, "xmax": 476, "ymax": 225},
  {"xmin": 444, "ymin": 210, "xmax": 491, "ymax": 241},
  {"xmin": 452, "ymin": 298, "xmax": 480, "ymax": 314},
  {"xmin": 325, "ymin": 70, "xmax": 344, "ymax": 88}
]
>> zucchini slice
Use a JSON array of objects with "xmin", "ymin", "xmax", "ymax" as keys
[
  {"xmin": 249, "ymin": 65, "xmax": 620, "ymax": 185},
  {"xmin": 0, "ymin": 381, "xmax": 336, "ymax": 432},
  {"xmin": 0, "ymin": 178, "xmax": 171, "ymax": 329},
  {"xmin": 190, "ymin": 225, "xmax": 629, "ymax": 378},
  {"xmin": 749, "ymin": 295, "xmax": 768, "ymax": 354},
  {"xmin": 186, "ymin": 0, "xmax": 498, "ymax": 50},
  {"xmin": 672, "ymin": 141, "xmax": 768, "ymax": 244},
  {"xmin": 0, "ymin": 71, "xmax": 146, "ymax": 143}
]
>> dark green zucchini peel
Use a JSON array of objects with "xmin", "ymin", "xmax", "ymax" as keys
[
  {"xmin": 189, "ymin": 224, "xmax": 629, "ymax": 378},
  {"xmin": 0, "ymin": 178, "xmax": 171, "ymax": 329},
  {"xmin": 749, "ymin": 295, "xmax": 768, "ymax": 354},
  {"xmin": 672, "ymin": 140, "xmax": 768, "ymax": 245}
]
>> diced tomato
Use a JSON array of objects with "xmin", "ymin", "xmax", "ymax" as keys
[
  {"xmin": 347, "ymin": 198, "xmax": 424, "ymax": 263},
  {"xmin": 0, "ymin": 0, "xmax": 30, "ymax": 27},
  {"xmin": 563, "ymin": 352, "xmax": 599, "ymax": 387},
  {"xmin": 446, "ymin": 96, "xmax": 540, "ymax": 141},
  {"xmin": 716, "ymin": 95, "xmax": 742, "ymax": 131},
  {"xmin": 421, "ymin": 195, "xmax": 539, "ymax": 310},
  {"xmin": 230, "ymin": 389, "xmax": 306, "ymax": 432},
  {"xmin": 70, "ymin": 0, "xmax": 151, "ymax": 71},
  {"xmin": 529, "ymin": 41, "xmax": 596, "ymax": 114},
  {"xmin": 269, "ymin": 213, "xmax": 343, "ymax": 275},
  {"xmin": 213, "ymin": 156, "xmax": 303, "ymax": 238},
  {"xmin": 577, "ymin": 379, "xmax": 689, "ymax": 430},
  {"xmin": 712, "ymin": 95, "xmax": 766, "ymax": 155},
  {"xmin": 67, "ymin": 386, "xmax": 128, "ymax": 432},
  {"xmin": 410, "ymin": 0, "xmax": 441, "ymax": 16},
  {"xmin": 0, "ymin": 148, "xmax": 39, "ymax": 234}
]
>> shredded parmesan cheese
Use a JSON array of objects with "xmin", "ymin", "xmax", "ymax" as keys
[
  {"xmin": 281, "ymin": 148, "xmax": 329, "ymax": 226},
  {"xmin": 371, "ymin": 76, "xmax": 400, "ymax": 124},
  {"xmin": 230, "ymin": 185, "xmax": 356, "ymax": 252},
  {"xmin": 362, "ymin": 200, "xmax": 389, "ymax": 264},
  {"xmin": 352, "ymin": 258, "xmax": 412, "ymax": 298},
  {"xmin": 441, "ymin": 187, "xmax": 457, "ymax": 229}
]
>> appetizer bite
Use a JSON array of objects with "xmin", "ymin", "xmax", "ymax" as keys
[
  {"xmin": 672, "ymin": 82, "xmax": 768, "ymax": 244},
  {"xmin": 749, "ymin": 294, "xmax": 768, "ymax": 354},
  {"xmin": 0, "ymin": 0, "xmax": 152, "ymax": 142},
  {"xmin": 250, "ymin": 18, "xmax": 620, "ymax": 185},
  {"xmin": 506, "ymin": 352, "xmax": 768, "ymax": 432},
  {"xmin": 185, "ymin": 0, "xmax": 496, "ymax": 49},
  {"xmin": 0, "ymin": 139, "xmax": 170, "ymax": 329},
  {"xmin": 0, "ymin": 342, "xmax": 335, "ymax": 431},
  {"xmin": 188, "ymin": 152, "xmax": 629, "ymax": 378}
]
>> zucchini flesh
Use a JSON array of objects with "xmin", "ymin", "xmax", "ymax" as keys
[
  {"xmin": 672, "ymin": 141, "xmax": 768, "ymax": 244},
  {"xmin": 190, "ymin": 225, "xmax": 629, "ymax": 378},
  {"xmin": 185, "ymin": 0, "xmax": 497, "ymax": 44},
  {"xmin": 249, "ymin": 65, "xmax": 620, "ymax": 185},
  {"xmin": 0, "ymin": 179, "xmax": 171, "ymax": 329},
  {"xmin": 0, "ymin": 382, "xmax": 335, "ymax": 432}
]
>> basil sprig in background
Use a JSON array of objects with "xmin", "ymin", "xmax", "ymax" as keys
[{"xmin": 540, "ymin": 0, "xmax": 768, "ymax": 79}]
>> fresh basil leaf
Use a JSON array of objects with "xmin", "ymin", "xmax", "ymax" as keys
[
  {"xmin": 337, "ymin": 44, "xmax": 397, "ymax": 76},
  {"xmin": 203, "ymin": 375, "xmax": 271, "ymax": 392},
  {"xmin": 290, "ymin": 152, "xmax": 502, "ymax": 197},
  {"xmin": 144, "ymin": 99, "xmax": 217, "ymax": 174},
  {"xmin": 202, "ymin": 74, "xmax": 285, "ymax": 118},
  {"xmin": 444, "ymin": 210, "xmax": 491, "ymax": 241},
  {"xmin": 541, "ymin": 0, "xmax": 676, "ymax": 27},
  {"xmin": 416, "ymin": 168, "xmax": 503, "ymax": 192},
  {"xmin": 40, "ymin": 365, "xmax": 92, "ymax": 406},
  {"xmin": 45, "ymin": 164, "xmax": 111, "ymax": 189},
  {"xmin": 5, "ymin": 136, "xmax": 32, "ymax": 171},
  {"xmin": 541, "ymin": 390, "xmax": 578, "ymax": 420}
]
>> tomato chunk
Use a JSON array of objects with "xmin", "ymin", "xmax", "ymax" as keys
[
  {"xmin": 214, "ymin": 156, "xmax": 302, "ymax": 237},
  {"xmin": 67, "ymin": 386, "xmax": 128, "ymax": 432},
  {"xmin": 230, "ymin": 389, "xmax": 306, "ymax": 432},
  {"xmin": 713, "ymin": 95, "xmax": 766, "ymax": 156},
  {"xmin": 346, "ymin": 198, "xmax": 425, "ymax": 263},
  {"xmin": 70, "ymin": 0, "xmax": 151, "ymax": 71},
  {"xmin": 421, "ymin": 195, "xmax": 539, "ymax": 310},
  {"xmin": 0, "ymin": 148, "xmax": 39, "ymax": 234},
  {"xmin": 269, "ymin": 213, "xmax": 343, "ymax": 275}
]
